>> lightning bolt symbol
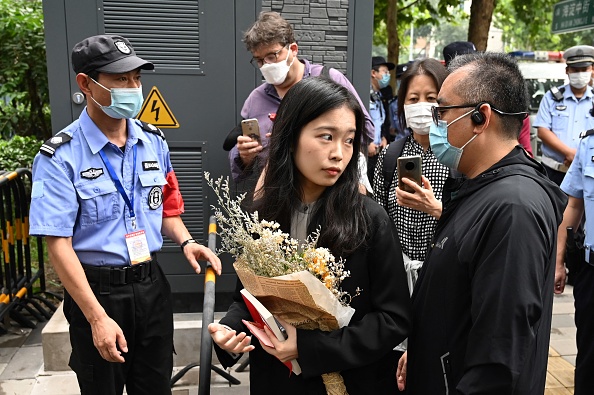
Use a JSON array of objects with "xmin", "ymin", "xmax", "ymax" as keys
[{"xmin": 150, "ymin": 100, "xmax": 160, "ymax": 122}]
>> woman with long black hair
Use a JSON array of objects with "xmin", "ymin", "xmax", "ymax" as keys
[{"xmin": 209, "ymin": 77, "xmax": 411, "ymax": 394}]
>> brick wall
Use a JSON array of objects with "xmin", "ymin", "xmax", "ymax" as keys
[{"xmin": 261, "ymin": 0, "xmax": 349, "ymax": 73}]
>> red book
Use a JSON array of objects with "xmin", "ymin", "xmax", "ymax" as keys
[{"xmin": 240, "ymin": 289, "xmax": 301, "ymax": 375}]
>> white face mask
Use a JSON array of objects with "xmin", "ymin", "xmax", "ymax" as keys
[
  {"xmin": 259, "ymin": 48, "xmax": 295, "ymax": 85},
  {"xmin": 404, "ymin": 102, "xmax": 434, "ymax": 135},
  {"xmin": 568, "ymin": 71, "xmax": 592, "ymax": 89}
]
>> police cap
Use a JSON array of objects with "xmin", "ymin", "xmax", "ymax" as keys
[
  {"xmin": 443, "ymin": 41, "xmax": 476, "ymax": 67},
  {"xmin": 372, "ymin": 56, "xmax": 396, "ymax": 71},
  {"xmin": 71, "ymin": 35, "xmax": 154, "ymax": 75},
  {"xmin": 396, "ymin": 61, "xmax": 415, "ymax": 78},
  {"xmin": 563, "ymin": 45, "xmax": 594, "ymax": 68}
]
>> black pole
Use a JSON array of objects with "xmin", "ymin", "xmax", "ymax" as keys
[{"xmin": 198, "ymin": 216, "xmax": 217, "ymax": 395}]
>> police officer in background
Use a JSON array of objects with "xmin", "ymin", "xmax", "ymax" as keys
[
  {"xmin": 29, "ymin": 35, "xmax": 221, "ymax": 394},
  {"xmin": 534, "ymin": 45, "xmax": 594, "ymax": 185},
  {"xmin": 388, "ymin": 61, "xmax": 414, "ymax": 141},
  {"xmin": 442, "ymin": 41, "xmax": 476, "ymax": 67},
  {"xmin": 555, "ymin": 126, "xmax": 594, "ymax": 394},
  {"xmin": 369, "ymin": 56, "xmax": 395, "ymax": 181}
]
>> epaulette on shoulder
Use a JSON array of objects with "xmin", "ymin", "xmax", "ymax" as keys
[
  {"xmin": 39, "ymin": 132, "xmax": 72, "ymax": 157},
  {"xmin": 138, "ymin": 121, "xmax": 165, "ymax": 140},
  {"xmin": 550, "ymin": 86, "xmax": 565, "ymax": 102},
  {"xmin": 580, "ymin": 129, "xmax": 594, "ymax": 139}
]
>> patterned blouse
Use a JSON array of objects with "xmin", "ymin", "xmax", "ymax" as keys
[{"xmin": 372, "ymin": 134, "xmax": 449, "ymax": 261}]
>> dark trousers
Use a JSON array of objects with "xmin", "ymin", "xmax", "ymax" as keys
[
  {"xmin": 573, "ymin": 261, "xmax": 594, "ymax": 394},
  {"xmin": 64, "ymin": 260, "xmax": 174, "ymax": 395}
]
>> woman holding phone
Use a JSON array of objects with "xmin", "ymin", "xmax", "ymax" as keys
[
  {"xmin": 209, "ymin": 77, "xmax": 411, "ymax": 394},
  {"xmin": 373, "ymin": 58, "xmax": 450, "ymax": 262}
]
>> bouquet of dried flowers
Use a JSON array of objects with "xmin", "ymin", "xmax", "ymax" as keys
[{"xmin": 206, "ymin": 173, "xmax": 357, "ymax": 395}]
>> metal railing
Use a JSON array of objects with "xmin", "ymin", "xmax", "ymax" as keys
[{"xmin": 0, "ymin": 168, "xmax": 60, "ymax": 331}]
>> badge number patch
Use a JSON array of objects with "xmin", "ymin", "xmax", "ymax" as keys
[
  {"xmin": 148, "ymin": 186, "xmax": 163, "ymax": 210},
  {"xmin": 142, "ymin": 161, "xmax": 160, "ymax": 171},
  {"xmin": 80, "ymin": 168, "xmax": 104, "ymax": 180}
]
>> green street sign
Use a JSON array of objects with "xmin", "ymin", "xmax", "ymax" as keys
[{"xmin": 552, "ymin": 0, "xmax": 594, "ymax": 34}]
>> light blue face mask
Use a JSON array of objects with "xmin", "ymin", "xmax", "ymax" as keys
[
  {"xmin": 429, "ymin": 109, "xmax": 478, "ymax": 170},
  {"xmin": 90, "ymin": 78, "xmax": 144, "ymax": 119},
  {"xmin": 378, "ymin": 73, "xmax": 391, "ymax": 89}
]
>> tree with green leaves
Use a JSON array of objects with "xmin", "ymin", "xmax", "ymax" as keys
[
  {"xmin": 494, "ymin": 0, "xmax": 594, "ymax": 51},
  {"xmin": 375, "ymin": 0, "xmax": 594, "ymax": 65},
  {"xmin": 468, "ymin": 0, "xmax": 496, "ymax": 50},
  {"xmin": 374, "ymin": 0, "xmax": 465, "ymax": 73},
  {"xmin": 0, "ymin": 0, "xmax": 51, "ymax": 140}
]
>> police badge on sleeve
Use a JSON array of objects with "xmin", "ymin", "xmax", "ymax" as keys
[{"xmin": 148, "ymin": 186, "xmax": 163, "ymax": 210}]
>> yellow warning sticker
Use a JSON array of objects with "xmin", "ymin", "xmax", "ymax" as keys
[{"xmin": 136, "ymin": 86, "xmax": 179, "ymax": 128}]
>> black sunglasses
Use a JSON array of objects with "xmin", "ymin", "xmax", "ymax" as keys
[
  {"xmin": 431, "ymin": 102, "xmax": 529, "ymax": 125},
  {"xmin": 431, "ymin": 104, "xmax": 476, "ymax": 125}
]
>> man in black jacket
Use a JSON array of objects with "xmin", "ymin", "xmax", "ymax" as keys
[{"xmin": 399, "ymin": 52, "xmax": 567, "ymax": 394}]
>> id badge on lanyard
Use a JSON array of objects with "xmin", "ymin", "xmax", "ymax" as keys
[{"xmin": 99, "ymin": 145, "xmax": 151, "ymax": 264}]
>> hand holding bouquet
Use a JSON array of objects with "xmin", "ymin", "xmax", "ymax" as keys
[{"xmin": 206, "ymin": 174, "xmax": 358, "ymax": 395}]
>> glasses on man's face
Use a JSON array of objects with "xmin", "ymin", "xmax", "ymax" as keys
[
  {"xmin": 431, "ymin": 104, "xmax": 477, "ymax": 126},
  {"xmin": 250, "ymin": 45, "xmax": 289, "ymax": 68},
  {"xmin": 431, "ymin": 102, "xmax": 530, "ymax": 125}
]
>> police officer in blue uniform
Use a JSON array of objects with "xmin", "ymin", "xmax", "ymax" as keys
[
  {"xmin": 29, "ymin": 35, "xmax": 221, "ymax": 395},
  {"xmin": 534, "ymin": 45, "xmax": 594, "ymax": 185},
  {"xmin": 369, "ymin": 56, "xmax": 394, "ymax": 182},
  {"xmin": 388, "ymin": 61, "xmax": 414, "ymax": 141},
  {"xmin": 556, "ymin": 128, "xmax": 594, "ymax": 394}
]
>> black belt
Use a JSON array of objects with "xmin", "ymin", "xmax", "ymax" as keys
[{"xmin": 82, "ymin": 254, "xmax": 156, "ymax": 286}]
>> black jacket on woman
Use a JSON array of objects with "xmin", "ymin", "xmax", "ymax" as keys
[{"xmin": 214, "ymin": 196, "xmax": 412, "ymax": 394}]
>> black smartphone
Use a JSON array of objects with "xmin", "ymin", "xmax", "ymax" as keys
[
  {"xmin": 241, "ymin": 118, "xmax": 261, "ymax": 143},
  {"xmin": 397, "ymin": 155, "xmax": 422, "ymax": 193},
  {"xmin": 274, "ymin": 317, "xmax": 288, "ymax": 340}
]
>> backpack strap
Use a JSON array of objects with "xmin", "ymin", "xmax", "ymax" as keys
[
  {"xmin": 320, "ymin": 66, "xmax": 331, "ymax": 79},
  {"xmin": 382, "ymin": 135, "xmax": 408, "ymax": 191}
]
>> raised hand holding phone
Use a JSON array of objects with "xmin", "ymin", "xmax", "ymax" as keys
[
  {"xmin": 396, "ymin": 174, "xmax": 443, "ymax": 219},
  {"xmin": 237, "ymin": 118, "xmax": 264, "ymax": 166},
  {"xmin": 241, "ymin": 118, "xmax": 261, "ymax": 143}
]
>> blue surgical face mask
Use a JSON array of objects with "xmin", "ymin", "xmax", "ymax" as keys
[
  {"xmin": 90, "ymin": 78, "xmax": 144, "ymax": 119},
  {"xmin": 378, "ymin": 73, "xmax": 391, "ymax": 89},
  {"xmin": 429, "ymin": 109, "xmax": 478, "ymax": 170}
]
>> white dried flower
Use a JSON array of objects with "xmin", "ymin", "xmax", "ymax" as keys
[{"xmin": 205, "ymin": 174, "xmax": 355, "ymax": 305}]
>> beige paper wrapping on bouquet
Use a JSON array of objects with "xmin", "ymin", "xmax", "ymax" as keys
[
  {"xmin": 234, "ymin": 261, "xmax": 355, "ymax": 395},
  {"xmin": 234, "ymin": 262, "xmax": 355, "ymax": 330}
]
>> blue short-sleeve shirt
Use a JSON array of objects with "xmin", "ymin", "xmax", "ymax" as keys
[
  {"xmin": 369, "ymin": 88, "xmax": 385, "ymax": 145},
  {"xmin": 561, "ymin": 133, "xmax": 594, "ymax": 256},
  {"xmin": 29, "ymin": 109, "xmax": 173, "ymax": 266},
  {"xmin": 533, "ymin": 84, "xmax": 594, "ymax": 163}
]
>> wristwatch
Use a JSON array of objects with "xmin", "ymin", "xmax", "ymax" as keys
[{"xmin": 180, "ymin": 238, "xmax": 197, "ymax": 251}]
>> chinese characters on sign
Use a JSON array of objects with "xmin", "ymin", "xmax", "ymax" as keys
[{"xmin": 552, "ymin": 0, "xmax": 594, "ymax": 34}]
